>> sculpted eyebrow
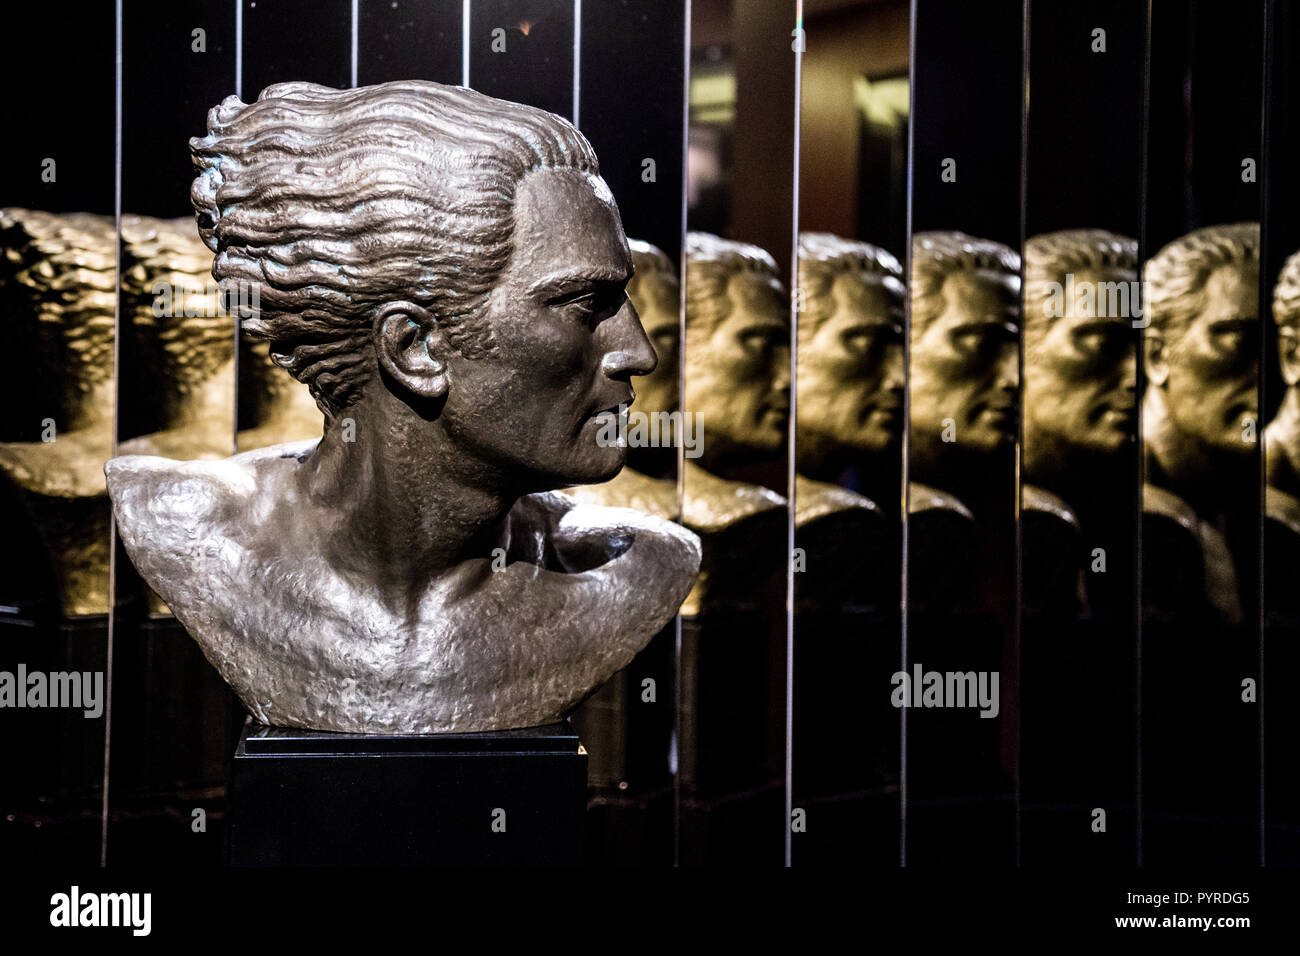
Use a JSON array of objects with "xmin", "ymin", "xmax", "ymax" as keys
[{"xmin": 528, "ymin": 269, "xmax": 629, "ymax": 298}]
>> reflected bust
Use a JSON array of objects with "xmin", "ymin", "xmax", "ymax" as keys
[
  {"xmin": 1023, "ymin": 230, "xmax": 1137, "ymax": 476},
  {"xmin": 678, "ymin": 232, "xmax": 791, "ymax": 611},
  {"xmin": 0, "ymin": 209, "xmax": 116, "ymax": 617},
  {"xmin": 795, "ymin": 232, "xmax": 904, "ymax": 507},
  {"xmin": 1022, "ymin": 229, "xmax": 1138, "ymax": 617},
  {"xmin": 104, "ymin": 80, "xmax": 701, "ymax": 734},
  {"xmin": 908, "ymin": 231, "xmax": 1020, "ymax": 612},
  {"xmin": 1143, "ymin": 223, "xmax": 1259, "ymax": 625},
  {"xmin": 1266, "ymin": 248, "xmax": 1300, "ymax": 509},
  {"xmin": 624, "ymin": 239, "xmax": 681, "ymax": 478},
  {"xmin": 684, "ymin": 231, "xmax": 791, "ymax": 479},
  {"xmin": 1265, "ymin": 249, "xmax": 1300, "ymax": 620},
  {"xmin": 793, "ymin": 232, "xmax": 902, "ymax": 610},
  {"xmin": 909, "ymin": 231, "xmax": 1020, "ymax": 507}
]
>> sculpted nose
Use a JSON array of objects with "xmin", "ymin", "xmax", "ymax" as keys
[
  {"xmin": 995, "ymin": 344, "xmax": 1020, "ymax": 392},
  {"xmin": 601, "ymin": 298, "xmax": 658, "ymax": 380},
  {"xmin": 884, "ymin": 342, "xmax": 905, "ymax": 393},
  {"xmin": 1120, "ymin": 345, "xmax": 1138, "ymax": 395},
  {"xmin": 772, "ymin": 346, "xmax": 792, "ymax": 392}
]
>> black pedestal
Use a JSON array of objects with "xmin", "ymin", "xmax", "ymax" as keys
[{"xmin": 227, "ymin": 719, "xmax": 587, "ymax": 866}]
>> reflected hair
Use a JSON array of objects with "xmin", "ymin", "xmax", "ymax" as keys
[
  {"xmin": 628, "ymin": 239, "xmax": 678, "ymax": 315},
  {"xmin": 684, "ymin": 232, "xmax": 781, "ymax": 348},
  {"xmin": 1144, "ymin": 222, "xmax": 1258, "ymax": 344},
  {"xmin": 191, "ymin": 79, "xmax": 601, "ymax": 419},
  {"xmin": 910, "ymin": 231, "xmax": 1021, "ymax": 336},
  {"xmin": 1023, "ymin": 229, "xmax": 1137, "ymax": 352},
  {"xmin": 797, "ymin": 232, "xmax": 903, "ymax": 349},
  {"xmin": 1274, "ymin": 247, "xmax": 1300, "ymax": 330}
]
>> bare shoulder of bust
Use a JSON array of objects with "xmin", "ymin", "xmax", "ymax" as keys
[
  {"xmin": 104, "ymin": 440, "xmax": 316, "ymax": 573},
  {"xmin": 509, "ymin": 490, "xmax": 702, "ymax": 578}
]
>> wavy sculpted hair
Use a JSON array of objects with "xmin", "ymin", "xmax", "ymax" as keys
[
  {"xmin": 1144, "ymin": 223, "xmax": 1259, "ymax": 345},
  {"xmin": 191, "ymin": 80, "xmax": 601, "ymax": 419},
  {"xmin": 796, "ymin": 232, "xmax": 904, "ymax": 351},
  {"xmin": 684, "ymin": 231, "xmax": 781, "ymax": 355},
  {"xmin": 1023, "ymin": 229, "xmax": 1137, "ymax": 353},
  {"xmin": 1275, "ymin": 248, "xmax": 1300, "ymax": 330},
  {"xmin": 627, "ymin": 239, "xmax": 678, "ymax": 314},
  {"xmin": 910, "ymin": 231, "xmax": 1021, "ymax": 336}
]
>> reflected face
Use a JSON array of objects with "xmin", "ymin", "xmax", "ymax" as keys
[
  {"xmin": 798, "ymin": 272, "xmax": 904, "ymax": 453},
  {"xmin": 440, "ymin": 169, "xmax": 657, "ymax": 489},
  {"xmin": 1025, "ymin": 267, "xmax": 1137, "ymax": 455},
  {"xmin": 628, "ymin": 271, "xmax": 680, "ymax": 420},
  {"xmin": 687, "ymin": 270, "xmax": 791, "ymax": 460},
  {"xmin": 910, "ymin": 270, "xmax": 1019, "ymax": 454},
  {"xmin": 1158, "ymin": 262, "xmax": 1259, "ymax": 454}
]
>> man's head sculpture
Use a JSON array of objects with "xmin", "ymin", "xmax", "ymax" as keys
[
  {"xmin": 1143, "ymin": 223, "xmax": 1259, "ymax": 459},
  {"xmin": 625, "ymin": 239, "xmax": 680, "ymax": 423},
  {"xmin": 1266, "ymin": 248, "xmax": 1300, "ymax": 491},
  {"xmin": 192, "ymin": 79, "xmax": 656, "ymax": 490},
  {"xmin": 1276, "ymin": 249, "xmax": 1300, "ymax": 334},
  {"xmin": 909, "ymin": 231, "xmax": 1020, "ymax": 461},
  {"xmin": 796, "ymin": 232, "xmax": 904, "ymax": 474},
  {"xmin": 1273, "ymin": 249, "xmax": 1300, "ymax": 409},
  {"xmin": 1022, "ymin": 229, "xmax": 1138, "ymax": 462},
  {"xmin": 684, "ymin": 231, "xmax": 790, "ymax": 473},
  {"xmin": 104, "ymin": 80, "xmax": 700, "ymax": 735}
]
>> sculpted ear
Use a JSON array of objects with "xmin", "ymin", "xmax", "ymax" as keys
[
  {"xmin": 1280, "ymin": 327, "xmax": 1300, "ymax": 387},
  {"xmin": 1144, "ymin": 328, "xmax": 1170, "ymax": 388},
  {"xmin": 373, "ymin": 301, "xmax": 449, "ymax": 400}
]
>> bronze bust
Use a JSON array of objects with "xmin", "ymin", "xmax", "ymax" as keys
[
  {"xmin": 795, "ymin": 232, "xmax": 904, "ymax": 494},
  {"xmin": 104, "ymin": 80, "xmax": 701, "ymax": 734},
  {"xmin": 1142, "ymin": 223, "xmax": 1260, "ymax": 625},
  {"xmin": 907, "ymin": 231, "xmax": 1020, "ymax": 612},
  {"xmin": 794, "ymin": 232, "xmax": 903, "ymax": 609},
  {"xmin": 1022, "ymin": 229, "xmax": 1139, "ymax": 617},
  {"xmin": 0, "ymin": 208, "xmax": 116, "ymax": 617},
  {"xmin": 1266, "ymin": 248, "xmax": 1300, "ymax": 511},
  {"xmin": 1265, "ymin": 248, "xmax": 1300, "ymax": 621},
  {"xmin": 680, "ymin": 232, "xmax": 789, "ymax": 612}
]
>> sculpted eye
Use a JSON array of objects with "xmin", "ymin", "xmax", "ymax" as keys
[
  {"xmin": 840, "ymin": 326, "xmax": 886, "ymax": 357},
  {"xmin": 650, "ymin": 328, "xmax": 679, "ymax": 355},
  {"xmin": 1072, "ymin": 323, "xmax": 1128, "ymax": 359},
  {"xmin": 1208, "ymin": 319, "xmax": 1254, "ymax": 356},
  {"xmin": 547, "ymin": 285, "xmax": 627, "ymax": 325},
  {"xmin": 548, "ymin": 287, "xmax": 597, "ymax": 308}
]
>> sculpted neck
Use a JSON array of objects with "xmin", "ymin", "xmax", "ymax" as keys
[
  {"xmin": 1143, "ymin": 387, "xmax": 1251, "ymax": 515},
  {"xmin": 1267, "ymin": 388, "xmax": 1300, "ymax": 493},
  {"xmin": 291, "ymin": 389, "xmax": 518, "ymax": 610}
]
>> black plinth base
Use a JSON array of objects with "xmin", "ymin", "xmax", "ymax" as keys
[{"xmin": 227, "ymin": 719, "xmax": 587, "ymax": 866}]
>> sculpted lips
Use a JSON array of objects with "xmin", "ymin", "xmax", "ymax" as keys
[
  {"xmin": 1098, "ymin": 405, "xmax": 1137, "ymax": 428},
  {"xmin": 588, "ymin": 391, "xmax": 635, "ymax": 428},
  {"xmin": 866, "ymin": 396, "xmax": 904, "ymax": 426},
  {"xmin": 976, "ymin": 401, "xmax": 1017, "ymax": 435},
  {"xmin": 764, "ymin": 394, "xmax": 791, "ymax": 428}
]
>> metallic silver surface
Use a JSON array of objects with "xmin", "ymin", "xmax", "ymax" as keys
[{"xmin": 104, "ymin": 80, "xmax": 700, "ymax": 733}]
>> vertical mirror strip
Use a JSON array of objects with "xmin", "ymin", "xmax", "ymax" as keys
[
  {"xmin": 680, "ymin": 0, "xmax": 797, "ymax": 865},
  {"xmin": 1261, "ymin": 0, "xmax": 1300, "ymax": 868},
  {"xmin": 1141, "ymin": 0, "xmax": 1265, "ymax": 867},
  {"xmin": 105, "ymin": 0, "xmax": 240, "ymax": 865},
  {"xmin": 793, "ymin": 0, "xmax": 909, "ymax": 866},
  {"xmin": 564, "ymin": 0, "xmax": 688, "ymax": 864},
  {"xmin": 906, "ymin": 0, "xmax": 1023, "ymax": 866},
  {"xmin": 1019, "ymin": 0, "xmax": 1144, "ymax": 867},
  {"xmin": 0, "ymin": 1, "xmax": 116, "ymax": 867}
]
